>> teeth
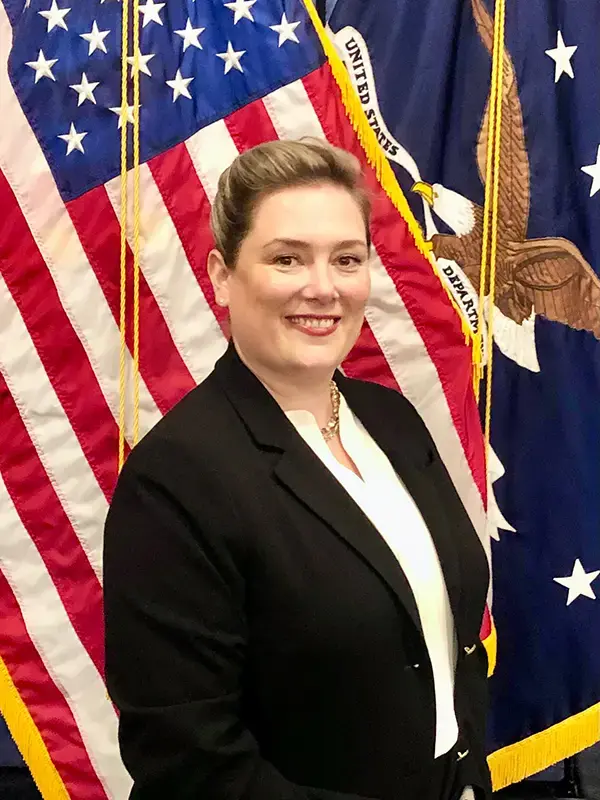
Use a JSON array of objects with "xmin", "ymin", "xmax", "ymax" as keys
[{"xmin": 289, "ymin": 317, "xmax": 337, "ymax": 328}]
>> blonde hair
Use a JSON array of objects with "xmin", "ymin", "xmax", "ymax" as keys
[{"xmin": 210, "ymin": 138, "xmax": 371, "ymax": 267}]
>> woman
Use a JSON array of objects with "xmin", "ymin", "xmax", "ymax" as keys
[{"xmin": 104, "ymin": 139, "xmax": 491, "ymax": 800}]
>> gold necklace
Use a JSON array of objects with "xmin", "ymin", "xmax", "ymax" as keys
[{"xmin": 320, "ymin": 380, "xmax": 340, "ymax": 441}]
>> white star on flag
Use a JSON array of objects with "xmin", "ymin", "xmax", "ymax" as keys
[
  {"xmin": 175, "ymin": 19, "xmax": 205, "ymax": 52},
  {"xmin": 224, "ymin": 0, "xmax": 256, "ymax": 24},
  {"xmin": 57, "ymin": 123, "xmax": 87, "ymax": 155},
  {"xmin": 25, "ymin": 50, "xmax": 57, "ymax": 82},
  {"xmin": 269, "ymin": 12, "xmax": 300, "ymax": 46},
  {"xmin": 80, "ymin": 21, "xmax": 110, "ymax": 55},
  {"xmin": 127, "ymin": 49, "xmax": 155, "ymax": 76},
  {"xmin": 554, "ymin": 558, "xmax": 600, "ymax": 606},
  {"xmin": 216, "ymin": 42, "xmax": 245, "ymax": 74},
  {"xmin": 166, "ymin": 69, "xmax": 194, "ymax": 101},
  {"xmin": 69, "ymin": 72, "xmax": 100, "ymax": 106},
  {"xmin": 38, "ymin": 0, "xmax": 70, "ymax": 32},
  {"xmin": 109, "ymin": 103, "xmax": 139, "ymax": 128},
  {"xmin": 545, "ymin": 31, "xmax": 577, "ymax": 83},
  {"xmin": 138, "ymin": 0, "xmax": 164, "ymax": 27},
  {"xmin": 581, "ymin": 145, "xmax": 600, "ymax": 198}
]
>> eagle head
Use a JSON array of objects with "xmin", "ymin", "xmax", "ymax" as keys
[{"xmin": 412, "ymin": 181, "xmax": 476, "ymax": 237}]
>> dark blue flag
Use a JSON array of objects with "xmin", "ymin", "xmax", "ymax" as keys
[{"xmin": 328, "ymin": 0, "xmax": 600, "ymax": 788}]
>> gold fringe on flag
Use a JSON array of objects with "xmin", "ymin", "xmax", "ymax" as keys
[
  {"xmin": 482, "ymin": 617, "xmax": 497, "ymax": 678},
  {"xmin": 0, "ymin": 655, "xmax": 69, "ymax": 800},
  {"xmin": 488, "ymin": 703, "xmax": 600, "ymax": 791}
]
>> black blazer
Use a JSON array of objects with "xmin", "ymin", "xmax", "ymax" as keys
[{"xmin": 104, "ymin": 343, "xmax": 491, "ymax": 800}]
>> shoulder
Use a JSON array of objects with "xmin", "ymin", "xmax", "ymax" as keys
[
  {"xmin": 338, "ymin": 374, "xmax": 406, "ymax": 407},
  {"xmin": 107, "ymin": 372, "xmax": 255, "ymax": 553},
  {"xmin": 118, "ymin": 372, "xmax": 239, "ymax": 488},
  {"xmin": 337, "ymin": 374, "xmax": 440, "ymax": 471},
  {"xmin": 338, "ymin": 374, "xmax": 432, "ymax": 437}
]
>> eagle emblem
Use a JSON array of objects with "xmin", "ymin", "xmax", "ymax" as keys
[{"xmin": 412, "ymin": 0, "xmax": 600, "ymax": 343}]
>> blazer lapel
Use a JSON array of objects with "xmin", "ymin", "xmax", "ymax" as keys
[
  {"xmin": 339, "ymin": 376, "xmax": 463, "ymax": 630},
  {"xmin": 274, "ymin": 441, "xmax": 425, "ymax": 636},
  {"xmin": 212, "ymin": 344, "xmax": 425, "ymax": 637}
]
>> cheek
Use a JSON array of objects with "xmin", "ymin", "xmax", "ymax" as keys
[
  {"xmin": 251, "ymin": 274, "xmax": 300, "ymax": 310},
  {"xmin": 232, "ymin": 273, "xmax": 297, "ymax": 315},
  {"xmin": 344, "ymin": 274, "xmax": 371, "ymax": 309}
]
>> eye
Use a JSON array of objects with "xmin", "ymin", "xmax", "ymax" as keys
[
  {"xmin": 336, "ymin": 254, "xmax": 363, "ymax": 270},
  {"xmin": 273, "ymin": 254, "xmax": 300, "ymax": 267}
]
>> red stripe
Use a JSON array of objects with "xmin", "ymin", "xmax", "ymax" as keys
[
  {"xmin": 0, "ymin": 372, "xmax": 105, "ymax": 677},
  {"xmin": 342, "ymin": 321, "xmax": 400, "ymax": 390},
  {"xmin": 147, "ymin": 143, "xmax": 229, "ymax": 333},
  {"xmin": 0, "ymin": 170, "xmax": 119, "ymax": 500},
  {"xmin": 67, "ymin": 186, "xmax": 195, "ymax": 416},
  {"xmin": 224, "ymin": 97, "xmax": 280, "ymax": 151},
  {"xmin": 0, "ymin": 569, "xmax": 107, "ymax": 799},
  {"xmin": 149, "ymin": 99, "xmax": 280, "ymax": 337},
  {"xmin": 480, "ymin": 603, "xmax": 492, "ymax": 640},
  {"xmin": 303, "ymin": 65, "xmax": 486, "ymax": 500}
]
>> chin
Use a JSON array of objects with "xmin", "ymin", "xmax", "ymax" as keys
[
  {"xmin": 287, "ymin": 349, "xmax": 343, "ymax": 374},
  {"xmin": 275, "ymin": 328, "xmax": 357, "ymax": 374}
]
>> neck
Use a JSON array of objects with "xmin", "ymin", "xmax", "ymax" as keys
[{"xmin": 234, "ymin": 344, "xmax": 335, "ymax": 429}]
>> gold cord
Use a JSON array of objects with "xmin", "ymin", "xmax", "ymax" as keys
[
  {"xmin": 117, "ymin": 0, "xmax": 130, "ymax": 472},
  {"xmin": 118, "ymin": 0, "xmax": 142, "ymax": 471}
]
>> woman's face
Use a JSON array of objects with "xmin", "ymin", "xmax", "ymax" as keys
[{"xmin": 209, "ymin": 182, "xmax": 371, "ymax": 384}]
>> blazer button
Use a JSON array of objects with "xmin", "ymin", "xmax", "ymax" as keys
[
  {"xmin": 456, "ymin": 749, "xmax": 470, "ymax": 762},
  {"xmin": 464, "ymin": 644, "xmax": 477, "ymax": 655}
]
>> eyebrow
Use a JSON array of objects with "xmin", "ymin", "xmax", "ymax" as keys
[{"xmin": 263, "ymin": 238, "xmax": 368, "ymax": 250}]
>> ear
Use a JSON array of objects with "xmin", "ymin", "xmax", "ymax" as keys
[{"xmin": 207, "ymin": 249, "xmax": 231, "ymax": 308}]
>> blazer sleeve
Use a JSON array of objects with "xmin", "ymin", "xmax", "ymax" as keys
[{"xmin": 103, "ymin": 438, "xmax": 374, "ymax": 800}]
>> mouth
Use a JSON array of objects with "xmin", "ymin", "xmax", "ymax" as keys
[{"xmin": 285, "ymin": 315, "xmax": 341, "ymax": 336}]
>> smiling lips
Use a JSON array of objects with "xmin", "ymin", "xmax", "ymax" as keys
[{"xmin": 286, "ymin": 315, "xmax": 341, "ymax": 336}]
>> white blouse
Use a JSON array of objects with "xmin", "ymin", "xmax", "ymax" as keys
[{"xmin": 286, "ymin": 393, "xmax": 459, "ymax": 759}]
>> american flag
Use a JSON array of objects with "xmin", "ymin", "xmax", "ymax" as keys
[{"xmin": 0, "ymin": 0, "xmax": 487, "ymax": 796}]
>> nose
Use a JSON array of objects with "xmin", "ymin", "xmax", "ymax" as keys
[{"xmin": 304, "ymin": 261, "xmax": 338, "ymax": 302}]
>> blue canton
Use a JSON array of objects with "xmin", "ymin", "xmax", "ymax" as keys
[{"xmin": 4, "ymin": 0, "xmax": 324, "ymax": 200}]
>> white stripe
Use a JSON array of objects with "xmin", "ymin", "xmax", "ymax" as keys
[
  {"xmin": 262, "ymin": 78, "xmax": 487, "ymax": 540},
  {"xmin": 0, "ymin": 276, "xmax": 106, "ymax": 579},
  {"xmin": 185, "ymin": 119, "xmax": 239, "ymax": 204},
  {"xmin": 366, "ymin": 257, "xmax": 487, "ymax": 541},
  {"xmin": 0, "ymin": 5, "xmax": 160, "ymax": 442},
  {"xmin": 0, "ymin": 474, "xmax": 132, "ymax": 799},
  {"xmin": 105, "ymin": 167, "xmax": 226, "ymax": 384},
  {"xmin": 262, "ymin": 80, "xmax": 326, "ymax": 141}
]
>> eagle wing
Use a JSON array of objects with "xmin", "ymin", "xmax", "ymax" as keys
[
  {"xmin": 471, "ymin": 0, "xmax": 530, "ymax": 244},
  {"xmin": 506, "ymin": 237, "xmax": 600, "ymax": 338}
]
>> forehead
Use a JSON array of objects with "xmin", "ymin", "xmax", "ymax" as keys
[{"xmin": 248, "ymin": 183, "xmax": 367, "ymax": 244}]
